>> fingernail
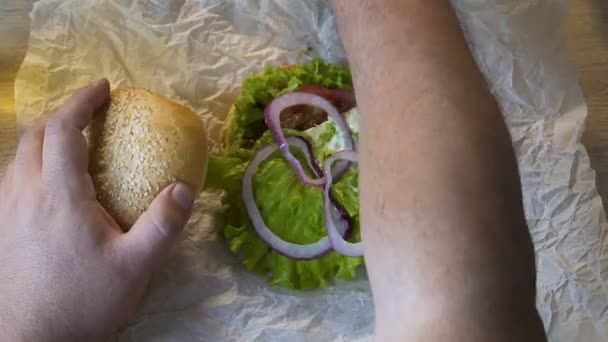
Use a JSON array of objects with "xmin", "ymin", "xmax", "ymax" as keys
[{"xmin": 171, "ymin": 183, "xmax": 194, "ymax": 210}]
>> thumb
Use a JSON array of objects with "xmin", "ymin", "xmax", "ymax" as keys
[{"xmin": 118, "ymin": 183, "xmax": 194, "ymax": 269}]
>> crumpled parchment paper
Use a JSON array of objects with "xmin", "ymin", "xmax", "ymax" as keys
[{"xmin": 14, "ymin": 0, "xmax": 608, "ymax": 341}]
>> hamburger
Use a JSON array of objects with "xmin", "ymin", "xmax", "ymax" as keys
[{"xmin": 207, "ymin": 59, "xmax": 363, "ymax": 289}]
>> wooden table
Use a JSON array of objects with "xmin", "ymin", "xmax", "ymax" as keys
[
  {"xmin": 0, "ymin": 1, "xmax": 32, "ymax": 174},
  {"xmin": 1, "ymin": 1, "xmax": 608, "ymax": 210},
  {"xmin": 564, "ymin": 0, "xmax": 608, "ymax": 210}
]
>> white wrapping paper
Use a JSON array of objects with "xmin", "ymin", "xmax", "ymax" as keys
[{"xmin": 14, "ymin": 0, "xmax": 608, "ymax": 341}]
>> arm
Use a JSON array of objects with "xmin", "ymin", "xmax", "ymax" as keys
[{"xmin": 331, "ymin": 1, "xmax": 546, "ymax": 341}]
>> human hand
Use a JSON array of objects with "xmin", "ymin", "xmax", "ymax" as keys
[{"xmin": 0, "ymin": 79, "xmax": 194, "ymax": 341}]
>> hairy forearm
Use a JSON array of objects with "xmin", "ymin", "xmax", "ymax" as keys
[{"xmin": 332, "ymin": 1, "xmax": 545, "ymax": 341}]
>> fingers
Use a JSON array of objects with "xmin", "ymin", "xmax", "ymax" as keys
[
  {"xmin": 13, "ymin": 115, "xmax": 50, "ymax": 174},
  {"xmin": 54, "ymin": 78, "xmax": 110, "ymax": 130},
  {"xmin": 41, "ymin": 79, "xmax": 110, "ymax": 192},
  {"xmin": 116, "ymin": 183, "xmax": 194, "ymax": 271}
]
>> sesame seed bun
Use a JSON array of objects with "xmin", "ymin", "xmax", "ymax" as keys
[{"xmin": 88, "ymin": 87, "xmax": 208, "ymax": 230}]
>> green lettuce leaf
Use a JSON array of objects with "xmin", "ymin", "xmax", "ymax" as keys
[
  {"xmin": 224, "ymin": 58, "xmax": 352, "ymax": 150},
  {"xmin": 207, "ymin": 59, "xmax": 363, "ymax": 290}
]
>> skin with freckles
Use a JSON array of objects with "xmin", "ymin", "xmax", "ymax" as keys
[
  {"xmin": 0, "ymin": 79, "xmax": 194, "ymax": 342},
  {"xmin": 331, "ymin": 1, "xmax": 546, "ymax": 341}
]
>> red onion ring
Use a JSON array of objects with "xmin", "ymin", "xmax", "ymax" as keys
[
  {"xmin": 264, "ymin": 92, "xmax": 354, "ymax": 187},
  {"xmin": 323, "ymin": 150, "xmax": 364, "ymax": 257},
  {"xmin": 242, "ymin": 136, "xmax": 351, "ymax": 259},
  {"xmin": 285, "ymin": 137, "xmax": 354, "ymax": 239},
  {"xmin": 297, "ymin": 136, "xmax": 354, "ymax": 239}
]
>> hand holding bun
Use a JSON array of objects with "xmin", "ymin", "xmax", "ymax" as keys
[{"xmin": 88, "ymin": 88, "xmax": 208, "ymax": 230}]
